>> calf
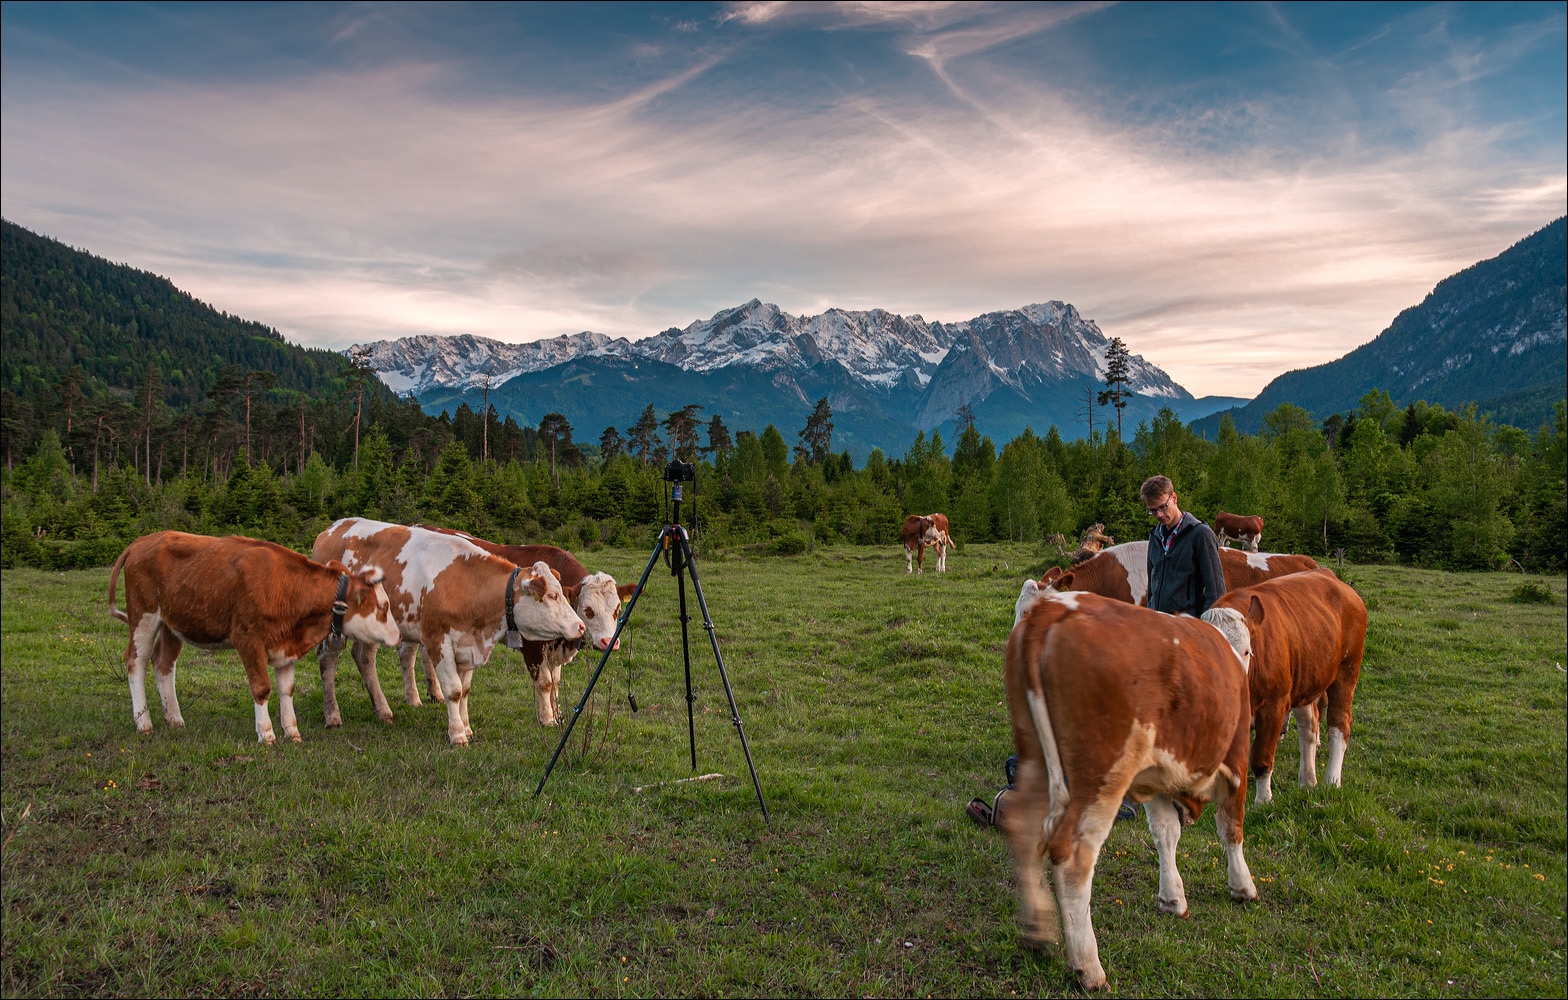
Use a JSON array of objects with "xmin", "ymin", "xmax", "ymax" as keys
[
  {"xmin": 1003, "ymin": 584, "xmax": 1260, "ymax": 989},
  {"xmin": 311, "ymin": 519, "xmax": 586, "ymax": 745},
  {"xmin": 412, "ymin": 528, "xmax": 635, "ymax": 725},
  {"xmin": 1213, "ymin": 511, "xmax": 1264, "ymax": 552},
  {"xmin": 902, "ymin": 513, "xmax": 951, "ymax": 573},
  {"xmin": 1212, "ymin": 569, "xmax": 1366, "ymax": 803},
  {"xmin": 107, "ymin": 531, "xmax": 398, "ymax": 744}
]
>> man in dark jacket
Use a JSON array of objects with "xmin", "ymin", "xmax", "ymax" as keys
[{"xmin": 1142, "ymin": 475, "xmax": 1226, "ymax": 616}]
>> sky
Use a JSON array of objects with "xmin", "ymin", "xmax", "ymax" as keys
[{"xmin": 2, "ymin": 2, "xmax": 1564, "ymax": 398}]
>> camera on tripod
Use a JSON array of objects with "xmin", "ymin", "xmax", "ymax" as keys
[{"xmin": 663, "ymin": 459, "xmax": 696, "ymax": 483}]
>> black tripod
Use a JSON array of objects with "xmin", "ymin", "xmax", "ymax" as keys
[{"xmin": 533, "ymin": 477, "xmax": 769, "ymax": 824}]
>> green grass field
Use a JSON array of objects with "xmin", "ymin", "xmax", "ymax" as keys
[{"xmin": 2, "ymin": 546, "xmax": 1564, "ymax": 997}]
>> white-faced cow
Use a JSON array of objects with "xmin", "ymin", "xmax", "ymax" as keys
[
  {"xmin": 1003, "ymin": 584, "xmax": 1260, "ymax": 989},
  {"xmin": 1032, "ymin": 541, "xmax": 1319, "ymax": 611},
  {"xmin": 311, "ymin": 518, "xmax": 586, "ymax": 745},
  {"xmin": 902, "ymin": 513, "xmax": 951, "ymax": 573},
  {"xmin": 1212, "ymin": 569, "xmax": 1367, "ymax": 803},
  {"xmin": 107, "ymin": 531, "xmax": 399, "ymax": 744},
  {"xmin": 1213, "ymin": 511, "xmax": 1265, "ymax": 552},
  {"xmin": 412, "ymin": 527, "xmax": 635, "ymax": 725}
]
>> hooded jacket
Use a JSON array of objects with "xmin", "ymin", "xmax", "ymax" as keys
[{"xmin": 1146, "ymin": 511, "xmax": 1226, "ymax": 616}]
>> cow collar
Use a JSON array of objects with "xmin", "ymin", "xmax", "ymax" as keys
[
  {"xmin": 504, "ymin": 567, "xmax": 524, "ymax": 649},
  {"xmin": 327, "ymin": 573, "xmax": 350, "ymax": 649}
]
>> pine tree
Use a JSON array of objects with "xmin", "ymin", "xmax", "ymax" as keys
[
  {"xmin": 627, "ymin": 405, "xmax": 659, "ymax": 465},
  {"xmin": 662, "ymin": 404, "xmax": 704, "ymax": 461},
  {"xmin": 599, "ymin": 426, "xmax": 625, "ymax": 464},
  {"xmin": 1097, "ymin": 337, "xmax": 1132, "ymax": 440},
  {"xmin": 704, "ymin": 414, "xmax": 733, "ymax": 460},
  {"xmin": 538, "ymin": 413, "xmax": 574, "ymax": 485},
  {"xmin": 797, "ymin": 397, "xmax": 834, "ymax": 465}
]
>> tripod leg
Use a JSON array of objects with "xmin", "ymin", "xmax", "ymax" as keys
[
  {"xmin": 679, "ymin": 533, "xmax": 771, "ymax": 825},
  {"xmin": 534, "ymin": 527, "xmax": 669, "ymax": 797},
  {"xmin": 677, "ymin": 569, "xmax": 697, "ymax": 772}
]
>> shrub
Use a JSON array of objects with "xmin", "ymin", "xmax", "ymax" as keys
[
  {"xmin": 1508, "ymin": 582, "xmax": 1556, "ymax": 605},
  {"xmin": 768, "ymin": 532, "xmax": 809, "ymax": 556}
]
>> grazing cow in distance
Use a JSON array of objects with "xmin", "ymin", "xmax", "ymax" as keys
[
  {"xmin": 1213, "ymin": 511, "xmax": 1265, "ymax": 552},
  {"xmin": 1027, "ymin": 541, "xmax": 1318, "ymax": 617},
  {"xmin": 1212, "ymin": 569, "xmax": 1367, "ymax": 803},
  {"xmin": 1069, "ymin": 523, "xmax": 1115, "ymax": 564},
  {"xmin": 1003, "ymin": 584, "xmax": 1260, "ymax": 989},
  {"xmin": 311, "ymin": 519, "xmax": 586, "ymax": 745},
  {"xmin": 902, "ymin": 513, "xmax": 951, "ymax": 574},
  {"xmin": 107, "ymin": 531, "xmax": 399, "ymax": 744},
  {"xmin": 413, "ymin": 526, "xmax": 636, "ymax": 725}
]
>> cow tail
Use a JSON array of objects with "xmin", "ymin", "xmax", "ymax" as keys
[
  {"xmin": 1025, "ymin": 634, "xmax": 1070, "ymax": 849},
  {"xmin": 106, "ymin": 545, "xmax": 131, "ymax": 623}
]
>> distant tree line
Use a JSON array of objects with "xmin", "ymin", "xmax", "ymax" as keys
[{"xmin": 3, "ymin": 354, "xmax": 1563, "ymax": 574}]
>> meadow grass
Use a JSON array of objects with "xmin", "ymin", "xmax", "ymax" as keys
[{"xmin": 1, "ymin": 546, "xmax": 1564, "ymax": 997}]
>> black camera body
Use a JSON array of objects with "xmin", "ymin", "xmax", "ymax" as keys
[{"xmin": 663, "ymin": 459, "xmax": 696, "ymax": 483}]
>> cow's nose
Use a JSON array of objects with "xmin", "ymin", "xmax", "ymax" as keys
[
  {"xmin": 596, "ymin": 636, "xmax": 612, "ymax": 651},
  {"xmin": 576, "ymin": 621, "xmax": 586, "ymax": 636},
  {"xmin": 612, "ymin": 638, "xmax": 620, "ymax": 651}
]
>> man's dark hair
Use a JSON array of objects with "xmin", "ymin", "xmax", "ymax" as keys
[{"xmin": 1140, "ymin": 475, "xmax": 1174, "ymax": 502}]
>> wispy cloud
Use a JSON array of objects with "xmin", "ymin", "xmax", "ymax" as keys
[{"xmin": 1, "ymin": 3, "xmax": 1562, "ymax": 398}]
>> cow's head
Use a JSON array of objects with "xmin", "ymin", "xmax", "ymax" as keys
[
  {"xmin": 514, "ymin": 561, "xmax": 588, "ymax": 642},
  {"xmin": 570, "ymin": 572, "xmax": 633, "ymax": 652},
  {"xmin": 1200, "ymin": 596, "xmax": 1264, "ymax": 672},
  {"xmin": 333, "ymin": 564, "xmax": 401, "ymax": 646}
]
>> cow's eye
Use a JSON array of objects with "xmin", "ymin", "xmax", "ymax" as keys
[{"xmin": 583, "ymin": 607, "xmax": 595, "ymax": 619}]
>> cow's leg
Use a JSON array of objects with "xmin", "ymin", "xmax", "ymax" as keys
[
  {"xmin": 352, "ymin": 640, "xmax": 395, "ymax": 724},
  {"xmin": 125, "ymin": 612, "xmax": 160, "ymax": 733},
  {"xmin": 150, "ymin": 630, "xmax": 186, "ymax": 730},
  {"xmin": 318, "ymin": 642, "xmax": 344, "ymax": 728},
  {"xmin": 1293, "ymin": 703, "xmax": 1320, "ymax": 787},
  {"xmin": 1054, "ymin": 830, "xmax": 1108, "ymax": 990},
  {"xmin": 1144, "ymin": 797, "xmax": 1188, "ymax": 916},
  {"xmin": 428, "ymin": 641, "xmax": 468, "ymax": 746},
  {"xmin": 1214, "ymin": 774, "xmax": 1258, "ymax": 902},
  {"xmin": 998, "ymin": 754, "xmax": 1060, "ymax": 947},
  {"xmin": 1323, "ymin": 681, "xmax": 1353, "ymax": 787},
  {"xmin": 1250, "ymin": 698, "xmax": 1289, "ymax": 804},
  {"xmin": 457, "ymin": 666, "xmax": 475, "ymax": 739},
  {"xmin": 235, "ymin": 638, "xmax": 276, "ymax": 745},
  {"xmin": 397, "ymin": 641, "xmax": 424, "ymax": 707},
  {"xmin": 275, "ymin": 659, "xmax": 302, "ymax": 742},
  {"xmin": 905, "ymin": 545, "xmax": 913, "ymax": 574}
]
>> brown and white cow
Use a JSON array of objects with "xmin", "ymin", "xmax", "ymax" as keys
[
  {"xmin": 1031, "ymin": 541, "xmax": 1318, "ymax": 612},
  {"xmin": 311, "ymin": 518, "xmax": 586, "ymax": 745},
  {"xmin": 1003, "ymin": 584, "xmax": 1260, "ymax": 989},
  {"xmin": 1213, "ymin": 511, "xmax": 1265, "ymax": 552},
  {"xmin": 107, "ymin": 531, "xmax": 399, "ymax": 744},
  {"xmin": 902, "ymin": 513, "xmax": 951, "ymax": 573},
  {"xmin": 411, "ymin": 528, "xmax": 636, "ymax": 725},
  {"xmin": 1212, "ymin": 569, "xmax": 1366, "ymax": 804}
]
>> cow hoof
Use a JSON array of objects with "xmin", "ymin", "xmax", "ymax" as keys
[
  {"xmin": 379, "ymin": 716, "xmax": 395, "ymax": 726},
  {"xmin": 286, "ymin": 730, "xmax": 303, "ymax": 743},
  {"xmin": 167, "ymin": 718, "xmax": 186, "ymax": 729},
  {"xmin": 259, "ymin": 732, "xmax": 277, "ymax": 746},
  {"xmin": 324, "ymin": 715, "xmax": 342, "ymax": 729},
  {"xmin": 405, "ymin": 694, "xmax": 423, "ymax": 707},
  {"xmin": 1075, "ymin": 967, "xmax": 1108, "ymax": 991},
  {"xmin": 1231, "ymin": 887, "xmax": 1259, "ymax": 903},
  {"xmin": 1157, "ymin": 898, "xmax": 1189, "ymax": 918},
  {"xmin": 136, "ymin": 723, "xmax": 154, "ymax": 735},
  {"xmin": 449, "ymin": 734, "xmax": 469, "ymax": 747}
]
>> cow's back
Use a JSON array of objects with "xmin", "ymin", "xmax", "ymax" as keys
[
  {"xmin": 1221, "ymin": 569, "xmax": 1364, "ymax": 697},
  {"xmin": 1023, "ymin": 596, "xmax": 1247, "ymax": 777},
  {"xmin": 1219, "ymin": 549, "xmax": 1319, "ymax": 589},
  {"xmin": 123, "ymin": 532, "xmax": 315, "ymax": 643}
]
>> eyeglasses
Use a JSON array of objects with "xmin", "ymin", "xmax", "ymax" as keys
[{"xmin": 1146, "ymin": 497, "xmax": 1175, "ymax": 516}]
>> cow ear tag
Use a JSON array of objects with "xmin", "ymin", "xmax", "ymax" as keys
[{"xmin": 504, "ymin": 568, "xmax": 524, "ymax": 648}]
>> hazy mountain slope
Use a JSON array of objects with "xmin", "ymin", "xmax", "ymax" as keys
[{"xmin": 1194, "ymin": 217, "xmax": 1566, "ymax": 435}]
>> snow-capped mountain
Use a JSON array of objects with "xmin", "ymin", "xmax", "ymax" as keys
[{"xmin": 353, "ymin": 299, "xmax": 1188, "ymax": 427}]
